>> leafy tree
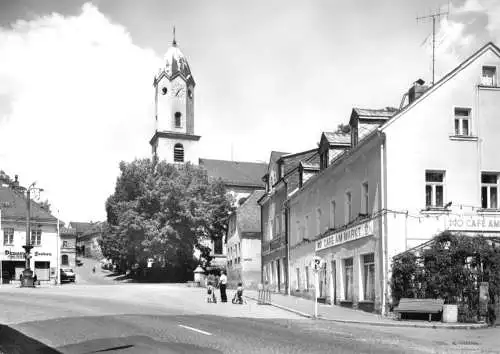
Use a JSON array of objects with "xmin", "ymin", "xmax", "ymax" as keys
[
  {"xmin": 101, "ymin": 159, "xmax": 234, "ymax": 280},
  {"xmin": 336, "ymin": 123, "xmax": 351, "ymax": 134}
]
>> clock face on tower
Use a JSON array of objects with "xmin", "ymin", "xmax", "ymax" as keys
[{"xmin": 171, "ymin": 81, "xmax": 185, "ymax": 99}]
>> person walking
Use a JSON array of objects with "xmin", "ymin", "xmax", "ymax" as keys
[{"xmin": 219, "ymin": 270, "xmax": 227, "ymax": 303}]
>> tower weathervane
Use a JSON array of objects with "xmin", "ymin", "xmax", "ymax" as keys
[{"xmin": 173, "ymin": 26, "xmax": 177, "ymax": 46}]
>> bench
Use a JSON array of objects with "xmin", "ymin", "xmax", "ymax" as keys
[{"xmin": 394, "ymin": 298, "xmax": 444, "ymax": 322}]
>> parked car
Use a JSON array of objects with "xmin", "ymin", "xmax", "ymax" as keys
[
  {"xmin": 76, "ymin": 259, "xmax": 83, "ymax": 267},
  {"xmin": 60, "ymin": 268, "xmax": 76, "ymax": 283}
]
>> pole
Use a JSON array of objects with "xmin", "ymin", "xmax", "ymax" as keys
[
  {"xmin": 432, "ymin": 16, "xmax": 435, "ymax": 85},
  {"xmin": 314, "ymin": 271, "xmax": 318, "ymax": 319},
  {"xmin": 25, "ymin": 188, "xmax": 31, "ymax": 270},
  {"xmin": 56, "ymin": 210, "xmax": 60, "ymax": 285}
]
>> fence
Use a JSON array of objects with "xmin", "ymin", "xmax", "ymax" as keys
[{"xmin": 257, "ymin": 284, "xmax": 272, "ymax": 305}]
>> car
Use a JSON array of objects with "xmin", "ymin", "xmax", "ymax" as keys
[
  {"xmin": 76, "ymin": 259, "xmax": 83, "ymax": 267},
  {"xmin": 60, "ymin": 268, "xmax": 76, "ymax": 283}
]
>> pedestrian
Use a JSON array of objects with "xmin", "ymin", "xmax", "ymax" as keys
[
  {"xmin": 219, "ymin": 270, "xmax": 227, "ymax": 303},
  {"xmin": 33, "ymin": 273, "xmax": 37, "ymax": 286}
]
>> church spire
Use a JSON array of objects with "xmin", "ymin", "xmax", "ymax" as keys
[{"xmin": 172, "ymin": 26, "xmax": 177, "ymax": 46}]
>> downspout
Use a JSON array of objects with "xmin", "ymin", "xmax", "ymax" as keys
[
  {"xmin": 284, "ymin": 180, "xmax": 290, "ymax": 295},
  {"xmin": 260, "ymin": 200, "xmax": 264, "ymax": 285},
  {"xmin": 379, "ymin": 130, "xmax": 388, "ymax": 316}
]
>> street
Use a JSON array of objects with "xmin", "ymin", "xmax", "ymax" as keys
[{"xmin": 0, "ymin": 262, "xmax": 498, "ymax": 353}]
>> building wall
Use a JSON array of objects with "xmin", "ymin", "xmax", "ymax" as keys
[
  {"xmin": 384, "ymin": 48, "xmax": 500, "ymax": 259},
  {"xmin": 1, "ymin": 221, "xmax": 59, "ymax": 283},
  {"xmin": 156, "ymin": 137, "xmax": 199, "ymax": 165},
  {"xmin": 289, "ymin": 241, "xmax": 315, "ymax": 298},
  {"xmin": 60, "ymin": 234, "xmax": 76, "ymax": 269}
]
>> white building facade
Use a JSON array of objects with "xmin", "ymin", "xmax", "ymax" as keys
[{"xmin": 287, "ymin": 42, "xmax": 500, "ymax": 314}]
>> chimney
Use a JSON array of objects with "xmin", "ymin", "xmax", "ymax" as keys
[{"xmin": 408, "ymin": 79, "xmax": 428, "ymax": 104}]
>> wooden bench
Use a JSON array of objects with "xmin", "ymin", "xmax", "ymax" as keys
[{"xmin": 394, "ymin": 298, "xmax": 444, "ymax": 322}]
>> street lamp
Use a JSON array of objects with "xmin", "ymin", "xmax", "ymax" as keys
[{"xmin": 21, "ymin": 181, "xmax": 44, "ymax": 288}]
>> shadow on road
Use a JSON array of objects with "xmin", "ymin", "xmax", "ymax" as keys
[{"xmin": 0, "ymin": 324, "xmax": 61, "ymax": 354}]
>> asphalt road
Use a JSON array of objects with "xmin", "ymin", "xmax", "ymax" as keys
[{"xmin": 0, "ymin": 260, "xmax": 497, "ymax": 353}]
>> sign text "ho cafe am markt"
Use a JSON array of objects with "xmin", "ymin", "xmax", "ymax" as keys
[{"xmin": 316, "ymin": 219, "xmax": 374, "ymax": 252}]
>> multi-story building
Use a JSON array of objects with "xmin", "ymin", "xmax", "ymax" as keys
[
  {"xmin": 77, "ymin": 222, "xmax": 104, "ymax": 260},
  {"xmin": 285, "ymin": 41, "xmax": 500, "ymax": 314},
  {"xmin": 259, "ymin": 149, "xmax": 318, "ymax": 293},
  {"xmin": 226, "ymin": 190, "xmax": 264, "ymax": 289},
  {"xmin": 59, "ymin": 227, "xmax": 77, "ymax": 268},
  {"xmin": 0, "ymin": 185, "xmax": 59, "ymax": 284}
]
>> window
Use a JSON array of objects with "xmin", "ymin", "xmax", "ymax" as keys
[
  {"xmin": 482, "ymin": 66, "xmax": 497, "ymax": 87},
  {"xmin": 276, "ymin": 215, "xmax": 280, "ymax": 236},
  {"xmin": 305, "ymin": 266, "xmax": 310, "ymax": 290},
  {"xmin": 362, "ymin": 182, "xmax": 369, "ymax": 214},
  {"xmin": 330, "ymin": 200, "xmax": 336, "ymax": 228},
  {"xmin": 482, "ymin": 173, "xmax": 499, "ymax": 209},
  {"xmin": 316, "ymin": 208, "xmax": 322, "ymax": 236},
  {"xmin": 31, "ymin": 229, "xmax": 42, "ymax": 246},
  {"xmin": 3, "ymin": 228, "xmax": 14, "ymax": 245},
  {"xmin": 425, "ymin": 171, "xmax": 445, "ymax": 208},
  {"xmin": 345, "ymin": 192, "xmax": 352, "ymax": 223},
  {"xmin": 63, "ymin": 241, "xmax": 68, "ymax": 248},
  {"xmin": 175, "ymin": 112, "xmax": 182, "ymax": 128},
  {"xmin": 320, "ymin": 151, "xmax": 328, "ymax": 170},
  {"xmin": 454, "ymin": 108, "xmax": 471, "ymax": 136},
  {"xmin": 362, "ymin": 254, "xmax": 375, "ymax": 301},
  {"xmin": 305, "ymin": 215, "xmax": 309, "ymax": 240},
  {"xmin": 296, "ymin": 268, "xmax": 301, "ymax": 290},
  {"xmin": 344, "ymin": 258, "xmax": 354, "ymax": 301},
  {"xmin": 173, "ymin": 143, "xmax": 184, "ymax": 162},
  {"xmin": 214, "ymin": 238, "xmax": 223, "ymax": 254},
  {"xmin": 269, "ymin": 220, "xmax": 274, "ymax": 240},
  {"xmin": 161, "ymin": 87, "xmax": 168, "ymax": 95},
  {"xmin": 281, "ymin": 211, "xmax": 286, "ymax": 237},
  {"xmin": 61, "ymin": 254, "xmax": 69, "ymax": 266},
  {"xmin": 296, "ymin": 221, "xmax": 300, "ymax": 243}
]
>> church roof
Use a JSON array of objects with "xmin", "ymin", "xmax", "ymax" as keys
[
  {"xmin": 162, "ymin": 42, "xmax": 193, "ymax": 81},
  {"xmin": 199, "ymin": 158, "xmax": 267, "ymax": 188}
]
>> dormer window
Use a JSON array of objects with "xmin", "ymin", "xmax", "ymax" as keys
[
  {"xmin": 320, "ymin": 151, "xmax": 328, "ymax": 170},
  {"xmin": 482, "ymin": 66, "xmax": 497, "ymax": 87}
]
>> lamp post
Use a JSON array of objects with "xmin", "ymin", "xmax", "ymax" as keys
[{"xmin": 21, "ymin": 182, "xmax": 43, "ymax": 288}]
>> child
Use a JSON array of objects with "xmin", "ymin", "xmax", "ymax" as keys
[
  {"xmin": 206, "ymin": 282, "xmax": 217, "ymax": 303},
  {"xmin": 232, "ymin": 282, "xmax": 244, "ymax": 304}
]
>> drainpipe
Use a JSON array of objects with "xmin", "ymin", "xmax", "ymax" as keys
[
  {"xmin": 379, "ymin": 131, "xmax": 388, "ymax": 316},
  {"xmin": 284, "ymin": 180, "xmax": 290, "ymax": 295},
  {"xmin": 260, "ymin": 200, "xmax": 264, "ymax": 285}
]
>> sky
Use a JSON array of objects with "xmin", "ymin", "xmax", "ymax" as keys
[{"xmin": 0, "ymin": 0, "xmax": 498, "ymax": 224}]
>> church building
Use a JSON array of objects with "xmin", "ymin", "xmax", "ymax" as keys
[{"xmin": 149, "ymin": 36, "xmax": 267, "ymax": 265}]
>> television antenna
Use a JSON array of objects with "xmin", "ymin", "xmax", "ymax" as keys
[{"xmin": 417, "ymin": 5, "xmax": 450, "ymax": 85}]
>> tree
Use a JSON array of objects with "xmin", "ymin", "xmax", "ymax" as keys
[
  {"xmin": 101, "ymin": 159, "xmax": 234, "ymax": 280},
  {"xmin": 39, "ymin": 199, "xmax": 51, "ymax": 213},
  {"xmin": 336, "ymin": 123, "xmax": 351, "ymax": 134}
]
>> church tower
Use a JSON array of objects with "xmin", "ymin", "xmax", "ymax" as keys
[{"xmin": 150, "ymin": 33, "xmax": 200, "ymax": 164}]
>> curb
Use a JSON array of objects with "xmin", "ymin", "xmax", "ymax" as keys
[{"xmin": 244, "ymin": 295, "xmax": 488, "ymax": 330}]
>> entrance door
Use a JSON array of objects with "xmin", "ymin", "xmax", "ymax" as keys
[
  {"xmin": 276, "ymin": 259, "xmax": 281, "ymax": 292},
  {"xmin": 331, "ymin": 260, "xmax": 336, "ymax": 305},
  {"xmin": 35, "ymin": 261, "xmax": 50, "ymax": 281},
  {"xmin": 319, "ymin": 264, "xmax": 327, "ymax": 298}
]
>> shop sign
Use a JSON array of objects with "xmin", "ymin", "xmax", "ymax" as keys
[
  {"xmin": 34, "ymin": 251, "xmax": 52, "ymax": 257},
  {"xmin": 447, "ymin": 216, "xmax": 500, "ymax": 232},
  {"xmin": 4, "ymin": 250, "xmax": 25, "ymax": 259},
  {"xmin": 316, "ymin": 220, "xmax": 374, "ymax": 252}
]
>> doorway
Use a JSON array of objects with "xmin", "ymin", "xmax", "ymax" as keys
[{"xmin": 276, "ymin": 259, "xmax": 281, "ymax": 292}]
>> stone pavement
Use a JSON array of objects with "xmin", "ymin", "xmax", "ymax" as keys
[{"xmin": 244, "ymin": 290, "xmax": 488, "ymax": 329}]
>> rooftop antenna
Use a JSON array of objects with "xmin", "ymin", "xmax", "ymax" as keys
[
  {"xmin": 417, "ymin": 4, "xmax": 450, "ymax": 85},
  {"xmin": 173, "ymin": 26, "xmax": 177, "ymax": 46}
]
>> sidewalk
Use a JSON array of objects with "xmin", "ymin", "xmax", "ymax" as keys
[{"xmin": 244, "ymin": 290, "xmax": 487, "ymax": 329}]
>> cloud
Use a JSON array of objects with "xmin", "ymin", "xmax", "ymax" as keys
[
  {"xmin": 0, "ymin": 3, "xmax": 161, "ymax": 223},
  {"xmin": 429, "ymin": 0, "xmax": 500, "ymax": 78}
]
